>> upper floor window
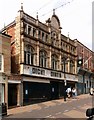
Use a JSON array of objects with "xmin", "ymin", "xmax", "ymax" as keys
[
  {"xmin": 24, "ymin": 45, "xmax": 34, "ymax": 65},
  {"xmin": 70, "ymin": 60, "xmax": 74, "ymax": 73},
  {"xmin": 42, "ymin": 32, "xmax": 45, "ymax": 41},
  {"xmin": 38, "ymin": 30, "xmax": 41, "ymax": 39},
  {"xmin": 39, "ymin": 50, "xmax": 47, "ymax": 68},
  {"xmin": 28, "ymin": 26, "xmax": 31, "ymax": 35},
  {"xmin": 51, "ymin": 54, "xmax": 58, "ymax": 70},
  {"xmin": 45, "ymin": 34, "xmax": 48, "ymax": 42},
  {"xmin": 0, "ymin": 54, "xmax": 3, "ymax": 72},
  {"xmin": 33, "ymin": 28, "xmax": 36, "ymax": 37},
  {"xmin": 24, "ymin": 23, "xmax": 27, "ymax": 33}
]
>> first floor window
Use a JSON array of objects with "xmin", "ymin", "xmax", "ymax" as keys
[
  {"xmin": 51, "ymin": 55, "xmax": 58, "ymax": 70},
  {"xmin": 0, "ymin": 54, "xmax": 3, "ymax": 72},
  {"xmin": 24, "ymin": 45, "xmax": 34, "ymax": 65},
  {"xmin": 39, "ymin": 50, "xmax": 47, "ymax": 68}
]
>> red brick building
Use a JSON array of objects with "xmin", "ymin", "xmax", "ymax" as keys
[
  {"xmin": 0, "ymin": 33, "xmax": 11, "ymax": 106},
  {"xmin": 76, "ymin": 40, "xmax": 94, "ymax": 94}
]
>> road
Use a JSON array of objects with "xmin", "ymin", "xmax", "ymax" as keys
[{"xmin": 3, "ymin": 94, "xmax": 93, "ymax": 119}]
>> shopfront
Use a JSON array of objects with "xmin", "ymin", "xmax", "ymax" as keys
[{"xmin": 78, "ymin": 68, "xmax": 94, "ymax": 95}]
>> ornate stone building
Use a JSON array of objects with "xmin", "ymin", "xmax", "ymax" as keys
[{"xmin": 2, "ymin": 7, "xmax": 77, "ymax": 107}]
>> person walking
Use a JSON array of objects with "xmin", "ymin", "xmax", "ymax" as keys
[
  {"xmin": 72, "ymin": 87, "xmax": 77, "ymax": 99},
  {"xmin": 66, "ymin": 87, "xmax": 71, "ymax": 98},
  {"xmin": 90, "ymin": 87, "xmax": 94, "ymax": 96},
  {"xmin": 64, "ymin": 86, "xmax": 67, "ymax": 101}
]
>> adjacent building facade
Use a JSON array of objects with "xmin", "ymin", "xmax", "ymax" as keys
[
  {"xmin": 0, "ymin": 33, "xmax": 11, "ymax": 106},
  {"xmin": 2, "ymin": 8, "xmax": 78, "ymax": 107},
  {"xmin": 76, "ymin": 40, "xmax": 94, "ymax": 95}
]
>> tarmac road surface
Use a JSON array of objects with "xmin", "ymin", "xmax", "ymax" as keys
[{"xmin": 2, "ymin": 94, "xmax": 94, "ymax": 119}]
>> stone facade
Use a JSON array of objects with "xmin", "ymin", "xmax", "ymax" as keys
[{"xmin": 1, "ymin": 8, "xmax": 78, "ymax": 106}]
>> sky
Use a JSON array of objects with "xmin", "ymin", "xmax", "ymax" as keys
[{"xmin": 0, "ymin": 0, "xmax": 93, "ymax": 50}]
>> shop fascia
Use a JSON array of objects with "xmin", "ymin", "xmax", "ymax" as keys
[{"xmin": 20, "ymin": 64, "xmax": 78, "ymax": 81}]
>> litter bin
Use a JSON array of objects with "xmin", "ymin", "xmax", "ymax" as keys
[{"xmin": 1, "ymin": 103, "xmax": 7, "ymax": 116}]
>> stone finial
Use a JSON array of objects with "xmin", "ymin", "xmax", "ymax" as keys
[
  {"xmin": 53, "ymin": 9, "xmax": 55, "ymax": 15},
  {"xmin": 21, "ymin": 3, "xmax": 23, "ymax": 10},
  {"xmin": 36, "ymin": 12, "xmax": 38, "ymax": 19},
  {"xmin": 68, "ymin": 32, "xmax": 69, "ymax": 38}
]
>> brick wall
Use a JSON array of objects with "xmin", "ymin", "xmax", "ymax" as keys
[{"xmin": 0, "ymin": 34, "xmax": 11, "ymax": 75}]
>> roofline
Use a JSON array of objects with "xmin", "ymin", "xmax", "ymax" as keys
[
  {"xmin": 0, "ymin": 20, "xmax": 15, "ymax": 32},
  {"xmin": 76, "ymin": 39, "xmax": 93, "ymax": 52},
  {"xmin": 0, "ymin": 32, "xmax": 12, "ymax": 38}
]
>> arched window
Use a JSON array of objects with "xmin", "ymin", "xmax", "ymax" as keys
[
  {"xmin": 61, "ymin": 57, "xmax": 67, "ymax": 72},
  {"xmin": 51, "ymin": 54, "xmax": 58, "ymax": 70},
  {"xmin": 24, "ymin": 45, "xmax": 34, "ymax": 65},
  {"xmin": 70, "ymin": 60, "xmax": 74, "ymax": 73},
  {"xmin": 39, "ymin": 50, "xmax": 47, "ymax": 67}
]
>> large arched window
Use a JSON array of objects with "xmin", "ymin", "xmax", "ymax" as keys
[
  {"xmin": 51, "ymin": 54, "xmax": 58, "ymax": 70},
  {"xmin": 70, "ymin": 60, "xmax": 74, "ymax": 73},
  {"xmin": 39, "ymin": 50, "xmax": 47, "ymax": 67},
  {"xmin": 24, "ymin": 45, "xmax": 34, "ymax": 65},
  {"xmin": 61, "ymin": 56, "xmax": 68, "ymax": 72}
]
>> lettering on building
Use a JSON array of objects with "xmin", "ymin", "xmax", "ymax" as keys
[
  {"xmin": 32, "ymin": 67, "xmax": 45, "ymax": 75},
  {"xmin": 51, "ymin": 71, "xmax": 61, "ymax": 78}
]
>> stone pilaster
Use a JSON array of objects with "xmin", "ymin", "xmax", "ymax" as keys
[
  {"xmin": 36, "ymin": 41, "xmax": 39, "ymax": 66},
  {"xmin": 75, "ymin": 59, "xmax": 77, "ymax": 74}
]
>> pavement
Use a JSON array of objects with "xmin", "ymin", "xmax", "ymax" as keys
[{"xmin": 7, "ymin": 94, "xmax": 92, "ymax": 116}]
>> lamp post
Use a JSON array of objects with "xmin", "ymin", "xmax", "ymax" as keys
[{"xmin": 62, "ymin": 57, "xmax": 67, "ymax": 101}]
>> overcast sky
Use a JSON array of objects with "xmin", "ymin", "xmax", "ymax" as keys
[{"xmin": 0, "ymin": 0, "xmax": 93, "ymax": 50}]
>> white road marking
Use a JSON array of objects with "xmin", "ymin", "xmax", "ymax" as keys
[
  {"xmin": 55, "ymin": 112, "xmax": 61, "ymax": 115},
  {"xmin": 78, "ymin": 106, "xmax": 81, "ymax": 107},
  {"xmin": 58, "ymin": 103, "xmax": 62, "ymax": 105},
  {"xmin": 46, "ymin": 115, "xmax": 52, "ymax": 118},
  {"xmin": 64, "ymin": 110, "xmax": 69, "ymax": 112},
  {"xmin": 44, "ymin": 106, "xmax": 49, "ymax": 109},
  {"xmin": 38, "ymin": 108, "xmax": 41, "ymax": 110},
  {"xmin": 51, "ymin": 116, "xmax": 55, "ymax": 118}
]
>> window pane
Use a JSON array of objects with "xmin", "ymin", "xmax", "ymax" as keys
[{"xmin": 0, "ymin": 55, "xmax": 2, "ymax": 71}]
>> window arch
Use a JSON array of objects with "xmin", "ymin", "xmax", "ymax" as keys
[
  {"xmin": 39, "ymin": 50, "xmax": 47, "ymax": 67},
  {"xmin": 24, "ymin": 45, "xmax": 34, "ymax": 65},
  {"xmin": 51, "ymin": 54, "xmax": 58, "ymax": 70},
  {"xmin": 70, "ymin": 60, "xmax": 74, "ymax": 73}
]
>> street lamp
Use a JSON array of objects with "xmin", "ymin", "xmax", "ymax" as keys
[{"xmin": 62, "ymin": 57, "xmax": 67, "ymax": 101}]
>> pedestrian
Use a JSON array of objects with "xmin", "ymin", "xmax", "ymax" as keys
[
  {"xmin": 72, "ymin": 87, "xmax": 77, "ymax": 99},
  {"xmin": 66, "ymin": 87, "xmax": 71, "ymax": 98},
  {"xmin": 64, "ymin": 86, "xmax": 67, "ymax": 101},
  {"xmin": 90, "ymin": 87, "xmax": 94, "ymax": 96}
]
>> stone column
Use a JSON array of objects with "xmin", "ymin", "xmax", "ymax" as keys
[
  {"xmin": 59, "ymin": 53, "xmax": 61, "ymax": 70},
  {"xmin": 36, "ymin": 41, "xmax": 39, "ymax": 66},
  {"xmin": 21, "ymin": 35, "xmax": 24, "ymax": 63},
  {"xmin": 75, "ymin": 59, "xmax": 77, "ymax": 74},
  {"xmin": 5, "ymin": 78, "xmax": 8, "ymax": 107},
  {"xmin": 67, "ymin": 58, "xmax": 70, "ymax": 73},
  {"xmin": 48, "ymin": 47, "xmax": 51, "ymax": 68},
  {"xmin": 17, "ymin": 82, "xmax": 23, "ymax": 106}
]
